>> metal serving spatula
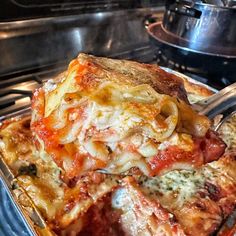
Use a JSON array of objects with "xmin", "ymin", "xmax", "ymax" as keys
[{"xmin": 194, "ymin": 82, "xmax": 236, "ymax": 121}]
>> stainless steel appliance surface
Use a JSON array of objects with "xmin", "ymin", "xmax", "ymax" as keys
[
  {"xmin": 0, "ymin": 8, "xmax": 163, "ymax": 77},
  {"xmin": 162, "ymin": 2, "xmax": 236, "ymax": 57}
]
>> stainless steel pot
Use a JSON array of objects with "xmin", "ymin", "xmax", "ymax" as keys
[{"xmin": 159, "ymin": 2, "xmax": 236, "ymax": 57}]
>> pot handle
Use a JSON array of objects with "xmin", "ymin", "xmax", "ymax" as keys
[
  {"xmin": 168, "ymin": 4, "xmax": 202, "ymax": 18},
  {"xmin": 143, "ymin": 14, "xmax": 160, "ymax": 28}
]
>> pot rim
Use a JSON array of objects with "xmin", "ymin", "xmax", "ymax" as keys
[
  {"xmin": 147, "ymin": 21, "xmax": 236, "ymax": 59},
  {"xmin": 190, "ymin": 2, "xmax": 236, "ymax": 11}
]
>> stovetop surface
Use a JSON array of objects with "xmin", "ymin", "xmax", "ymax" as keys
[{"xmin": 0, "ymin": 63, "xmax": 66, "ymax": 117}]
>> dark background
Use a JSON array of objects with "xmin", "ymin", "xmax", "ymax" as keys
[{"xmin": 0, "ymin": 0, "xmax": 165, "ymax": 21}]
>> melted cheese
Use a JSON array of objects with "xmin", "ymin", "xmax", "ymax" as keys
[
  {"xmin": 17, "ymin": 175, "xmax": 64, "ymax": 219},
  {"xmin": 112, "ymin": 177, "xmax": 186, "ymax": 236},
  {"xmin": 137, "ymin": 170, "xmax": 205, "ymax": 207},
  {"xmin": 60, "ymin": 175, "xmax": 119, "ymax": 227},
  {"xmin": 0, "ymin": 117, "xmax": 120, "ymax": 234},
  {"xmin": 0, "ymin": 114, "xmax": 235, "ymax": 236},
  {"xmin": 45, "ymin": 71, "xmax": 77, "ymax": 117},
  {"xmin": 218, "ymin": 113, "xmax": 236, "ymax": 152},
  {"xmin": 158, "ymin": 133, "xmax": 194, "ymax": 152}
]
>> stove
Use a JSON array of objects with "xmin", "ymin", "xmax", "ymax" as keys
[
  {"xmin": 0, "ymin": 3, "xmax": 235, "ymax": 119},
  {"xmin": 0, "ymin": 63, "xmax": 66, "ymax": 118},
  {"xmin": 0, "ymin": 7, "xmax": 164, "ymax": 118}
]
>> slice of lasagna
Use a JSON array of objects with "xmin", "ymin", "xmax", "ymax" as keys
[
  {"xmin": 31, "ymin": 53, "xmax": 225, "ymax": 181},
  {"xmin": 112, "ymin": 153, "xmax": 236, "ymax": 236},
  {"xmin": 0, "ymin": 96, "xmax": 235, "ymax": 236}
]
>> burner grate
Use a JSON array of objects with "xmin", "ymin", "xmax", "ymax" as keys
[{"xmin": 0, "ymin": 65, "xmax": 66, "ymax": 117}]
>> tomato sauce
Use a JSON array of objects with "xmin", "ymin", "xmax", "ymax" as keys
[
  {"xmin": 149, "ymin": 130, "xmax": 226, "ymax": 176},
  {"xmin": 79, "ymin": 194, "xmax": 124, "ymax": 236},
  {"xmin": 149, "ymin": 146, "xmax": 193, "ymax": 175},
  {"xmin": 194, "ymin": 130, "xmax": 226, "ymax": 163}
]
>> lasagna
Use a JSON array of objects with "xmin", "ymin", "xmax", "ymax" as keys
[
  {"xmin": 0, "ymin": 116, "xmax": 235, "ymax": 235},
  {"xmin": 112, "ymin": 153, "xmax": 236, "ymax": 236},
  {"xmin": 31, "ymin": 53, "xmax": 225, "ymax": 182},
  {"xmin": 0, "ymin": 54, "xmax": 235, "ymax": 236},
  {"xmin": 0, "ymin": 117, "xmax": 121, "ymax": 235}
]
